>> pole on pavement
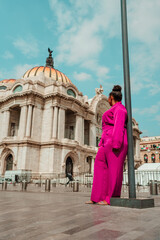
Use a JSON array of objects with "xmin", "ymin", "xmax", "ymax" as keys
[
  {"xmin": 110, "ymin": 1, "xmax": 154, "ymax": 208},
  {"xmin": 120, "ymin": 0, "xmax": 136, "ymax": 198}
]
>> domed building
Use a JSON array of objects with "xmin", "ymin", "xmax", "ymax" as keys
[{"xmin": 0, "ymin": 50, "xmax": 141, "ymax": 178}]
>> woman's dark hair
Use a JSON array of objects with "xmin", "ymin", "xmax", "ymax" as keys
[{"xmin": 109, "ymin": 85, "xmax": 122, "ymax": 102}]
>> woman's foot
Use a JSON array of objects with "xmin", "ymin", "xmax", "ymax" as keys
[
  {"xmin": 85, "ymin": 200, "xmax": 96, "ymax": 204},
  {"xmin": 97, "ymin": 200, "xmax": 108, "ymax": 205}
]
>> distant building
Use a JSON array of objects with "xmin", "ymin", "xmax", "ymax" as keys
[
  {"xmin": 140, "ymin": 136, "xmax": 160, "ymax": 164},
  {"xmin": 0, "ymin": 50, "xmax": 141, "ymax": 177}
]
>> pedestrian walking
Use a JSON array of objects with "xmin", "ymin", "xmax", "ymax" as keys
[{"xmin": 66, "ymin": 172, "xmax": 74, "ymax": 186}]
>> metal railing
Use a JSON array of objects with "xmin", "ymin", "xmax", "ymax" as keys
[{"xmin": 123, "ymin": 170, "xmax": 160, "ymax": 186}]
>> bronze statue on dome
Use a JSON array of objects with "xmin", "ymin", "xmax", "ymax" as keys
[
  {"xmin": 48, "ymin": 48, "xmax": 53, "ymax": 56},
  {"xmin": 46, "ymin": 48, "xmax": 54, "ymax": 68}
]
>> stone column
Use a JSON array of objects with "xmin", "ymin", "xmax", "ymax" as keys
[
  {"xmin": 136, "ymin": 138, "xmax": 140, "ymax": 158},
  {"xmin": 52, "ymin": 106, "xmax": 58, "ymax": 138},
  {"xmin": 91, "ymin": 157, "xmax": 95, "ymax": 174},
  {"xmin": 75, "ymin": 115, "xmax": 83, "ymax": 144},
  {"xmin": 89, "ymin": 122, "xmax": 96, "ymax": 146},
  {"xmin": 18, "ymin": 105, "xmax": 27, "ymax": 138},
  {"xmin": 26, "ymin": 105, "xmax": 33, "ymax": 137},
  {"xmin": 0, "ymin": 111, "xmax": 2, "ymax": 140},
  {"xmin": 58, "ymin": 108, "xmax": 65, "ymax": 139},
  {"xmin": 3, "ymin": 110, "xmax": 10, "ymax": 137},
  {"xmin": 82, "ymin": 118, "xmax": 84, "ymax": 145}
]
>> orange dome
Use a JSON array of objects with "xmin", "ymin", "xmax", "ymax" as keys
[
  {"xmin": 0, "ymin": 79, "xmax": 16, "ymax": 84},
  {"xmin": 23, "ymin": 66, "xmax": 71, "ymax": 84}
]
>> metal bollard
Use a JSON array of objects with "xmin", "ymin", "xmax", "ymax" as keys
[
  {"xmin": 22, "ymin": 181, "xmax": 27, "ymax": 191},
  {"xmin": 24, "ymin": 181, "xmax": 27, "ymax": 191},
  {"xmin": 52, "ymin": 182, "xmax": 56, "ymax": 188},
  {"xmin": 70, "ymin": 182, "xmax": 74, "ymax": 188},
  {"xmin": 22, "ymin": 182, "xmax": 24, "ymax": 191},
  {"xmin": 39, "ymin": 175, "xmax": 42, "ymax": 187},
  {"xmin": 4, "ymin": 181, "xmax": 7, "ymax": 190},
  {"xmin": 38, "ymin": 180, "xmax": 41, "ymax": 187},
  {"xmin": 150, "ymin": 180, "xmax": 158, "ymax": 195},
  {"xmin": 87, "ymin": 181, "xmax": 91, "ymax": 188},
  {"xmin": 45, "ymin": 179, "xmax": 51, "ymax": 192},
  {"xmin": 73, "ymin": 181, "xmax": 79, "ymax": 192},
  {"xmin": 2, "ymin": 182, "xmax": 4, "ymax": 190}
]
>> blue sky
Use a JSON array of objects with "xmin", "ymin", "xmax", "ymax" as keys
[{"xmin": 0, "ymin": 0, "xmax": 160, "ymax": 137}]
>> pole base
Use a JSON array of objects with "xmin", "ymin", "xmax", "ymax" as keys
[{"xmin": 110, "ymin": 197, "xmax": 154, "ymax": 209}]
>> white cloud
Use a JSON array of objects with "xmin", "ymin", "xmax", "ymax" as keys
[
  {"xmin": 48, "ymin": 0, "xmax": 160, "ymax": 96},
  {"xmin": 0, "ymin": 64, "xmax": 35, "ymax": 80},
  {"xmin": 3, "ymin": 51, "xmax": 14, "ymax": 59},
  {"xmin": 13, "ymin": 37, "xmax": 39, "ymax": 58},
  {"xmin": 13, "ymin": 64, "xmax": 34, "ymax": 78},
  {"xmin": 128, "ymin": 0, "xmax": 160, "ymax": 45},
  {"xmin": 49, "ymin": 0, "xmax": 120, "ymax": 67},
  {"xmin": 97, "ymin": 66, "xmax": 110, "ymax": 79},
  {"xmin": 128, "ymin": 0, "xmax": 160, "ymax": 95},
  {"xmin": 73, "ymin": 72, "xmax": 91, "ymax": 82},
  {"xmin": 133, "ymin": 102, "xmax": 160, "ymax": 116}
]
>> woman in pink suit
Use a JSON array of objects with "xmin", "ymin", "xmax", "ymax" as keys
[{"xmin": 86, "ymin": 85, "xmax": 128, "ymax": 205}]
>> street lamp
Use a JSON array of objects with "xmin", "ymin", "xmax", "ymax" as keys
[
  {"xmin": 110, "ymin": 0, "xmax": 154, "ymax": 208},
  {"xmin": 120, "ymin": 0, "xmax": 136, "ymax": 199}
]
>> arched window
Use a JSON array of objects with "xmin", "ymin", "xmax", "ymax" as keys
[
  {"xmin": 65, "ymin": 157, "xmax": 73, "ymax": 176},
  {"xmin": 9, "ymin": 106, "xmax": 21, "ymax": 137},
  {"xmin": 86, "ymin": 156, "xmax": 92, "ymax": 174},
  {"xmin": 144, "ymin": 154, "xmax": 148, "ymax": 163},
  {"xmin": 151, "ymin": 154, "xmax": 155, "ymax": 163},
  {"xmin": 6, "ymin": 154, "xmax": 13, "ymax": 171},
  {"xmin": 13, "ymin": 85, "xmax": 22, "ymax": 93},
  {"xmin": 67, "ymin": 89, "xmax": 76, "ymax": 98},
  {"xmin": 0, "ymin": 86, "xmax": 7, "ymax": 90}
]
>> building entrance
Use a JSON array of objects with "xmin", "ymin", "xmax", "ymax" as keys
[
  {"xmin": 65, "ymin": 157, "xmax": 73, "ymax": 176},
  {"xmin": 6, "ymin": 154, "xmax": 13, "ymax": 171}
]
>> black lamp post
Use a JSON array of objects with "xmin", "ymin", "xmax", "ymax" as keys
[
  {"xmin": 120, "ymin": 0, "xmax": 136, "ymax": 199},
  {"xmin": 110, "ymin": 0, "xmax": 154, "ymax": 208}
]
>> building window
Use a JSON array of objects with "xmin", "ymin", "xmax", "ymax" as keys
[
  {"xmin": 65, "ymin": 157, "xmax": 73, "ymax": 176},
  {"xmin": 69, "ymin": 126, "xmax": 74, "ymax": 140},
  {"xmin": 86, "ymin": 157, "xmax": 92, "ymax": 174},
  {"xmin": 13, "ymin": 85, "xmax": 22, "ymax": 93},
  {"xmin": 84, "ymin": 120, "xmax": 89, "ymax": 145},
  {"xmin": 151, "ymin": 154, "xmax": 155, "ymax": 163},
  {"xmin": 65, "ymin": 110, "xmax": 76, "ymax": 140},
  {"xmin": 6, "ymin": 154, "xmax": 13, "ymax": 171},
  {"xmin": 10, "ymin": 123, "xmax": 16, "ymax": 136},
  {"xmin": 0, "ymin": 86, "xmax": 7, "ymax": 90},
  {"xmin": 144, "ymin": 154, "xmax": 148, "ymax": 163},
  {"xmin": 67, "ymin": 89, "xmax": 76, "ymax": 98},
  {"xmin": 9, "ymin": 106, "xmax": 21, "ymax": 137}
]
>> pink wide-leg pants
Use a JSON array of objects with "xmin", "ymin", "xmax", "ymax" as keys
[{"xmin": 91, "ymin": 132, "xmax": 128, "ymax": 205}]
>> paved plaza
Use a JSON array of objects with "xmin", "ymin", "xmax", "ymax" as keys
[{"xmin": 0, "ymin": 189, "xmax": 160, "ymax": 240}]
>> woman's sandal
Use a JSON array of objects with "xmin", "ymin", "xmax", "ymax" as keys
[
  {"xmin": 97, "ymin": 200, "xmax": 109, "ymax": 205},
  {"xmin": 85, "ymin": 200, "xmax": 96, "ymax": 204}
]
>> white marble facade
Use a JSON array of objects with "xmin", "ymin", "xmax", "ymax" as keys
[{"xmin": 0, "ymin": 55, "xmax": 142, "ymax": 177}]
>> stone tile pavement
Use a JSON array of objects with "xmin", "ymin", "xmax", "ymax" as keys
[{"xmin": 0, "ymin": 190, "xmax": 160, "ymax": 240}]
